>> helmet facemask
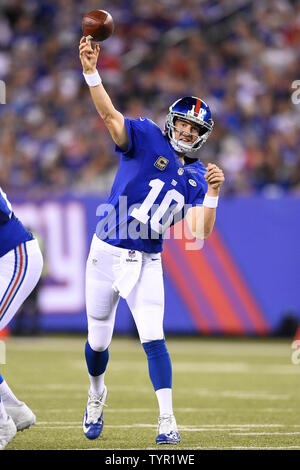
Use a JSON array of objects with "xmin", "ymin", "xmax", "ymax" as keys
[{"xmin": 166, "ymin": 114, "xmax": 212, "ymax": 154}]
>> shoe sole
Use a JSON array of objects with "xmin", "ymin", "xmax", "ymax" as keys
[
  {"xmin": 156, "ymin": 440, "xmax": 181, "ymax": 444},
  {"xmin": 156, "ymin": 433, "xmax": 181, "ymax": 445},
  {"xmin": 14, "ymin": 416, "xmax": 36, "ymax": 432},
  {"xmin": 18, "ymin": 421, "xmax": 35, "ymax": 432}
]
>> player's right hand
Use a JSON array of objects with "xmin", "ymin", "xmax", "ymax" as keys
[
  {"xmin": 79, "ymin": 36, "xmax": 100, "ymax": 74},
  {"xmin": 205, "ymin": 163, "xmax": 225, "ymax": 191}
]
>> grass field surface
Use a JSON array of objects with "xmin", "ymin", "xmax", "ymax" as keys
[{"xmin": 1, "ymin": 335, "xmax": 299, "ymax": 450}]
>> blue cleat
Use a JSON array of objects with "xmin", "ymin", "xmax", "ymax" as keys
[
  {"xmin": 82, "ymin": 386, "xmax": 107, "ymax": 440},
  {"xmin": 156, "ymin": 413, "xmax": 181, "ymax": 444}
]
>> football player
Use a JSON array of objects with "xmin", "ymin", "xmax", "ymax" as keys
[
  {"xmin": 0, "ymin": 188, "xmax": 43, "ymax": 450},
  {"xmin": 79, "ymin": 37, "xmax": 224, "ymax": 445}
]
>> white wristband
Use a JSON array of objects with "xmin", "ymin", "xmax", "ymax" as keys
[
  {"xmin": 203, "ymin": 194, "xmax": 219, "ymax": 208},
  {"xmin": 83, "ymin": 70, "xmax": 102, "ymax": 87}
]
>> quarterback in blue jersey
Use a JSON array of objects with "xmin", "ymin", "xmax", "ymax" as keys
[
  {"xmin": 79, "ymin": 37, "xmax": 224, "ymax": 444},
  {"xmin": 0, "ymin": 188, "xmax": 43, "ymax": 449}
]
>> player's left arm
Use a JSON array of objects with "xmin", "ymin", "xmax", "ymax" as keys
[{"xmin": 185, "ymin": 163, "xmax": 225, "ymax": 240}]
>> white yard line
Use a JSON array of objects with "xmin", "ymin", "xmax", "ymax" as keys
[
  {"xmin": 263, "ymin": 408, "xmax": 296, "ymax": 412},
  {"xmin": 34, "ymin": 422, "xmax": 300, "ymax": 432},
  {"xmin": 180, "ymin": 424, "xmax": 300, "ymax": 428},
  {"xmin": 32, "ymin": 407, "xmax": 297, "ymax": 413},
  {"xmin": 196, "ymin": 390, "xmax": 290, "ymax": 400},
  {"xmin": 33, "ymin": 408, "xmax": 227, "ymax": 413},
  {"xmin": 231, "ymin": 432, "xmax": 300, "ymax": 436}
]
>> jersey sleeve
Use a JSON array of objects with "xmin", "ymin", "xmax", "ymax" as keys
[
  {"xmin": 190, "ymin": 179, "xmax": 208, "ymax": 206},
  {"xmin": 115, "ymin": 117, "xmax": 160, "ymax": 158}
]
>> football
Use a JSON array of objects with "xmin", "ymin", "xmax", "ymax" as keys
[{"xmin": 82, "ymin": 10, "xmax": 114, "ymax": 42}]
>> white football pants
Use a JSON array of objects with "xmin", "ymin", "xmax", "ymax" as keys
[
  {"xmin": 0, "ymin": 239, "xmax": 43, "ymax": 331},
  {"xmin": 86, "ymin": 235, "xmax": 165, "ymax": 350}
]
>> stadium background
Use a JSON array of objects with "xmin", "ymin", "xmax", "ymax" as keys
[{"xmin": 0, "ymin": 0, "xmax": 299, "ymax": 337}]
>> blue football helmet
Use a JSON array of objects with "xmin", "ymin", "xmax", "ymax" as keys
[{"xmin": 165, "ymin": 96, "xmax": 214, "ymax": 154}]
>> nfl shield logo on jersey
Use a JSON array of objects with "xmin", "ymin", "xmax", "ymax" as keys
[
  {"xmin": 128, "ymin": 250, "xmax": 136, "ymax": 259},
  {"xmin": 154, "ymin": 156, "xmax": 169, "ymax": 171}
]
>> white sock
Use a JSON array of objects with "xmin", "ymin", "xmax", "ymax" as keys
[
  {"xmin": 89, "ymin": 373, "xmax": 105, "ymax": 396},
  {"xmin": 155, "ymin": 388, "xmax": 173, "ymax": 416},
  {"xmin": 0, "ymin": 397, "xmax": 8, "ymax": 424},
  {"xmin": 0, "ymin": 380, "xmax": 22, "ymax": 407}
]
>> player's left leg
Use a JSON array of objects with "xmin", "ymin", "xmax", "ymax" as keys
[
  {"xmin": 83, "ymin": 238, "xmax": 120, "ymax": 440},
  {"xmin": 0, "ymin": 239, "xmax": 43, "ymax": 449},
  {"xmin": 126, "ymin": 255, "xmax": 181, "ymax": 445}
]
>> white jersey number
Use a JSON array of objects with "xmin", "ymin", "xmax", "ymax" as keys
[{"xmin": 130, "ymin": 178, "xmax": 184, "ymax": 233}]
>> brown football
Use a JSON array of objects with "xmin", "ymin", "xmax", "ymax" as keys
[{"xmin": 82, "ymin": 10, "xmax": 114, "ymax": 42}]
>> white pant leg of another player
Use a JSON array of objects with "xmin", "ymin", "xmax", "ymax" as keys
[
  {"xmin": 0, "ymin": 239, "xmax": 43, "ymax": 331},
  {"xmin": 0, "ymin": 239, "xmax": 42, "ymax": 439}
]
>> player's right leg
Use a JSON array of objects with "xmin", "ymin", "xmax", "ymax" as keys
[
  {"xmin": 83, "ymin": 236, "xmax": 120, "ymax": 440},
  {"xmin": 0, "ymin": 239, "xmax": 43, "ymax": 449}
]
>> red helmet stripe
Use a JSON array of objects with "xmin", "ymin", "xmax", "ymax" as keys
[{"xmin": 194, "ymin": 98, "xmax": 201, "ymax": 116}]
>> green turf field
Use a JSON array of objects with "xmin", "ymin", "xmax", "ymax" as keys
[{"xmin": 1, "ymin": 335, "xmax": 299, "ymax": 450}]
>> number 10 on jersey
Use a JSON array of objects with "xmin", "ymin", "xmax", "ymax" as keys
[{"xmin": 130, "ymin": 179, "xmax": 185, "ymax": 234}]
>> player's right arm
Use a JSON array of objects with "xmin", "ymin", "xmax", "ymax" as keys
[{"xmin": 79, "ymin": 37, "xmax": 129, "ymax": 151}]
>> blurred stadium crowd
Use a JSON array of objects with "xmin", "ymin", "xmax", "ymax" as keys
[{"xmin": 0, "ymin": 0, "xmax": 299, "ymax": 196}]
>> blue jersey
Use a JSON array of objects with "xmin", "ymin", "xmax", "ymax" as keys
[
  {"xmin": 0, "ymin": 187, "xmax": 34, "ymax": 258},
  {"xmin": 96, "ymin": 118, "xmax": 208, "ymax": 253}
]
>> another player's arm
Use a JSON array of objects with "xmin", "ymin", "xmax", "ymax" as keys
[
  {"xmin": 185, "ymin": 164, "xmax": 224, "ymax": 240},
  {"xmin": 79, "ymin": 37, "xmax": 129, "ymax": 151}
]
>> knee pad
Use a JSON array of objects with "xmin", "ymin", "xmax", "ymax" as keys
[{"xmin": 87, "ymin": 323, "xmax": 113, "ymax": 352}]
